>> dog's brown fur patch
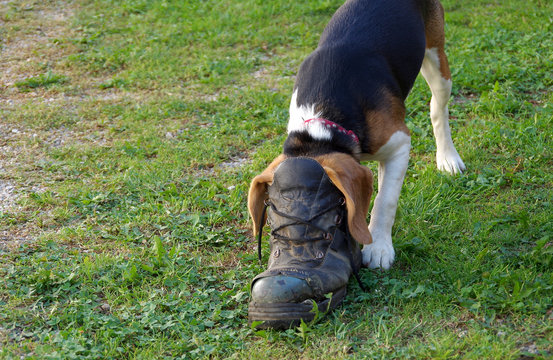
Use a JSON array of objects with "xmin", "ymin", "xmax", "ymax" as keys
[
  {"xmin": 423, "ymin": 0, "xmax": 451, "ymax": 79},
  {"xmin": 363, "ymin": 90, "xmax": 409, "ymax": 155}
]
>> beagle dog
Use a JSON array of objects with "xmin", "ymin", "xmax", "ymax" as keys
[{"xmin": 248, "ymin": 0, "xmax": 465, "ymax": 270}]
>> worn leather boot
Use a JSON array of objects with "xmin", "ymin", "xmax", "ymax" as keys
[{"xmin": 248, "ymin": 157, "xmax": 363, "ymax": 329}]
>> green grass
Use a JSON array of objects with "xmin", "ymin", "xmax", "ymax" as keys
[{"xmin": 0, "ymin": 0, "xmax": 552, "ymax": 358}]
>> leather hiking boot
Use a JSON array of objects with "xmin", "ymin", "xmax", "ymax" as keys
[{"xmin": 248, "ymin": 157, "xmax": 363, "ymax": 329}]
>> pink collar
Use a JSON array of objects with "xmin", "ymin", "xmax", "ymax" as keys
[{"xmin": 304, "ymin": 118, "xmax": 359, "ymax": 143}]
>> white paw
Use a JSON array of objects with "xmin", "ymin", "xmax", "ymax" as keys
[
  {"xmin": 437, "ymin": 150, "xmax": 466, "ymax": 175},
  {"xmin": 362, "ymin": 241, "xmax": 395, "ymax": 270}
]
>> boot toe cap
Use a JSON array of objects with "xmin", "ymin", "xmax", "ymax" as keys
[{"xmin": 251, "ymin": 275, "xmax": 312, "ymax": 303}]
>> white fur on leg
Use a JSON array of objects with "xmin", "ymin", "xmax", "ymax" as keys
[
  {"xmin": 361, "ymin": 131, "xmax": 411, "ymax": 270},
  {"xmin": 421, "ymin": 48, "xmax": 465, "ymax": 175}
]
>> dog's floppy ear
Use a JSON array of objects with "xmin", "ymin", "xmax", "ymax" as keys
[
  {"xmin": 318, "ymin": 154, "xmax": 373, "ymax": 245},
  {"xmin": 247, "ymin": 154, "xmax": 287, "ymax": 236}
]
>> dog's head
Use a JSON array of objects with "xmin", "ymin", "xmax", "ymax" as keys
[{"xmin": 247, "ymin": 153, "xmax": 373, "ymax": 244}]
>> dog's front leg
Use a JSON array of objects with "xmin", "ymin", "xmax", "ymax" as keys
[{"xmin": 362, "ymin": 131, "xmax": 411, "ymax": 269}]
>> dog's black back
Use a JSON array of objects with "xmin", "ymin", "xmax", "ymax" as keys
[{"xmin": 288, "ymin": 0, "xmax": 427, "ymax": 157}]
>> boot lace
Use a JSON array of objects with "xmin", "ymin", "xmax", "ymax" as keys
[{"xmin": 256, "ymin": 198, "xmax": 366, "ymax": 291}]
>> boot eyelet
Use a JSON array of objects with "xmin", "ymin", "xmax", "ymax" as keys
[
  {"xmin": 334, "ymin": 214, "xmax": 342, "ymax": 224},
  {"xmin": 324, "ymin": 233, "xmax": 333, "ymax": 240},
  {"xmin": 315, "ymin": 251, "xmax": 324, "ymax": 259},
  {"xmin": 273, "ymin": 248, "xmax": 280, "ymax": 258},
  {"xmin": 339, "ymin": 197, "xmax": 346, "ymax": 206}
]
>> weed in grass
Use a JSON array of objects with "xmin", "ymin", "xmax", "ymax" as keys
[
  {"xmin": 98, "ymin": 78, "xmax": 127, "ymax": 89},
  {"xmin": 14, "ymin": 71, "xmax": 68, "ymax": 91}
]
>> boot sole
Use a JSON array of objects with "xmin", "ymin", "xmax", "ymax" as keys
[{"xmin": 248, "ymin": 286, "xmax": 347, "ymax": 330}]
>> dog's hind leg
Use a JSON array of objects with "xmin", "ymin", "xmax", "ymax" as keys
[{"xmin": 421, "ymin": 1, "xmax": 465, "ymax": 174}]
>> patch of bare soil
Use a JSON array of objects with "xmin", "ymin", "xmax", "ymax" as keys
[{"xmin": 0, "ymin": 179, "xmax": 18, "ymax": 213}]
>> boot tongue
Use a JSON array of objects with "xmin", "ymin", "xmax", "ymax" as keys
[{"xmin": 268, "ymin": 157, "xmax": 343, "ymax": 240}]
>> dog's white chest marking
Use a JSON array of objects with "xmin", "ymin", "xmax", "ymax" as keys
[{"xmin": 287, "ymin": 90, "xmax": 332, "ymax": 140}]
